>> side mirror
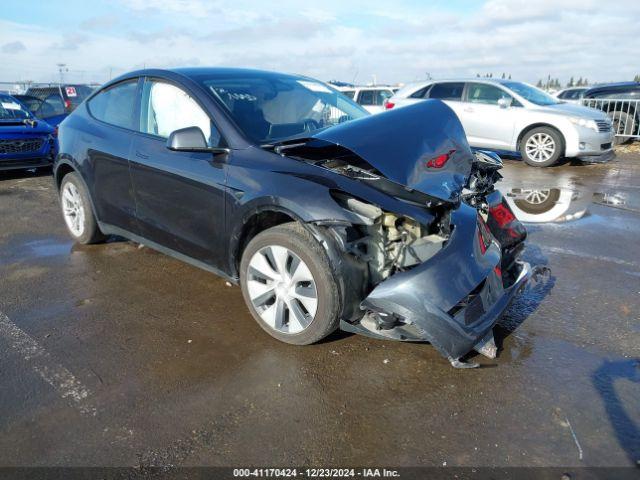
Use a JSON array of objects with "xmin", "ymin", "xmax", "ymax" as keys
[
  {"xmin": 497, "ymin": 97, "xmax": 512, "ymax": 109},
  {"xmin": 167, "ymin": 126, "xmax": 230, "ymax": 154}
]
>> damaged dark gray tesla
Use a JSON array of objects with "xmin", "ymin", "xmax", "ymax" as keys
[{"xmin": 54, "ymin": 68, "xmax": 537, "ymax": 367}]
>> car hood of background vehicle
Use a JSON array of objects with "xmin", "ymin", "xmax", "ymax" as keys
[
  {"xmin": 541, "ymin": 102, "xmax": 609, "ymax": 120},
  {"xmin": 308, "ymin": 100, "xmax": 474, "ymax": 202},
  {"xmin": 0, "ymin": 120, "xmax": 54, "ymax": 136}
]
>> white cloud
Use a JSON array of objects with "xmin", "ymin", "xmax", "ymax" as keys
[{"xmin": 0, "ymin": 1, "xmax": 638, "ymax": 86}]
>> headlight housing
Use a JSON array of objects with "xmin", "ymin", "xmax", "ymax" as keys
[{"xmin": 568, "ymin": 116, "xmax": 598, "ymax": 132}]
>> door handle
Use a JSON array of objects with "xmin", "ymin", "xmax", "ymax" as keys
[{"xmin": 135, "ymin": 150, "xmax": 150, "ymax": 160}]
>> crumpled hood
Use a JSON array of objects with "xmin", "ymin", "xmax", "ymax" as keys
[{"xmin": 310, "ymin": 100, "xmax": 474, "ymax": 202}]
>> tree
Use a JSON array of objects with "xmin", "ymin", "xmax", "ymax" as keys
[
  {"xmin": 476, "ymin": 73, "xmax": 481, "ymax": 77},
  {"xmin": 508, "ymin": 74, "xmax": 511, "ymax": 79},
  {"xmin": 577, "ymin": 77, "xmax": 583, "ymax": 86},
  {"xmin": 501, "ymin": 72, "xmax": 506, "ymax": 79},
  {"xmin": 634, "ymin": 74, "xmax": 640, "ymax": 82},
  {"xmin": 583, "ymin": 78, "xmax": 588, "ymax": 86},
  {"xmin": 567, "ymin": 77, "xmax": 574, "ymax": 87},
  {"xmin": 536, "ymin": 79, "xmax": 543, "ymax": 88}
]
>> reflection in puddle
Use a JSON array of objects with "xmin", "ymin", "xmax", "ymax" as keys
[{"xmin": 498, "ymin": 180, "xmax": 630, "ymax": 224}]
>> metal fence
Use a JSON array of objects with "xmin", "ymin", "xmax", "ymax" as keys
[{"xmin": 581, "ymin": 98, "xmax": 639, "ymax": 140}]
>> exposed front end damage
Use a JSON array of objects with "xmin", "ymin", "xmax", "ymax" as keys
[{"xmin": 271, "ymin": 101, "xmax": 540, "ymax": 367}]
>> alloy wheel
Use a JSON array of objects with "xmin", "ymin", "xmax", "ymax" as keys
[
  {"xmin": 61, "ymin": 182, "xmax": 85, "ymax": 237},
  {"xmin": 246, "ymin": 245, "xmax": 318, "ymax": 334},
  {"xmin": 525, "ymin": 133, "xmax": 556, "ymax": 163}
]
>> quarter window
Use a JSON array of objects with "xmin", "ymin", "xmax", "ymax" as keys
[
  {"xmin": 466, "ymin": 83, "xmax": 512, "ymax": 105},
  {"xmin": 427, "ymin": 83, "xmax": 464, "ymax": 101},
  {"xmin": 342, "ymin": 90, "xmax": 356, "ymax": 99},
  {"xmin": 88, "ymin": 80, "xmax": 138, "ymax": 129},
  {"xmin": 140, "ymin": 80, "xmax": 222, "ymax": 147}
]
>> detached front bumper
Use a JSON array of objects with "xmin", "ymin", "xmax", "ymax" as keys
[{"xmin": 340, "ymin": 203, "xmax": 532, "ymax": 362}]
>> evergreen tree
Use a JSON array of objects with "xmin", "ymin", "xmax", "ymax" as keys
[
  {"xmin": 508, "ymin": 74, "xmax": 511, "ymax": 79},
  {"xmin": 577, "ymin": 77, "xmax": 583, "ymax": 86},
  {"xmin": 536, "ymin": 79, "xmax": 543, "ymax": 88},
  {"xmin": 583, "ymin": 78, "xmax": 588, "ymax": 86},
  {"xmin": 567, "ymin": 77, "xmax": 574, "ymax": 87},
  {"xmin": 501, "ymin": 72, "xmax": 506, "ymax": 79}
]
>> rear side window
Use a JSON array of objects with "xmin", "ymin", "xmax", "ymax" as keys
[
  {"xmin": 466, "ymin": 83, "xmax": 512, "ymax": 105},
  {"xmin": 42, "ymin": 94, "xmax": 66, "ymax": 117},
  {"xmin": 342, "ymin": 90, "xmax": 355, "ymax": 99},
  {"xmin": 88, "ymin": 81, "xmax": 138, "ymax": 129},
  {"xmin": 358, "ymin": 89, "xmax": 393, "ymax": 106},
  {"xmin": 428, "ymin": 83, "xmax": 464, "ymax": 101}
]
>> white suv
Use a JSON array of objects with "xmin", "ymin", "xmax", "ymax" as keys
[
  {"xmin": 338, "ymin": 86, "xmax": 397, "ymax": 114},
  {"xmin": 387, "ymin": 79, "xmax": 614, "ymax": 167}
]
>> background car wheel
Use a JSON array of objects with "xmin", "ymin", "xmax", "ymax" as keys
[
  {"xmin": 513, "ymin": 188, "xmax": 561, "ymax": 214},
  {"xmin": 608, "ymin": 110, "xmax": 637, "ymax": 145},
  {"xmin": 520, "ymin": 127, "xmax": 563, "ymax": 167},
  {"xmin": 240, "ymin": 222, "xmax": 341, "ymax": 345},
  {"xmin": 59, "ymin": 172, "xmax": 105, "ymax": 244}
]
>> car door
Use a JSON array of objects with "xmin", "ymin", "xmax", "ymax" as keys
[
  {"xmin": 129, "ymin": 78, "xmax": 228, "ymax": 268},
  {"xmin": 84, "ymin": 79, "xmax": 140, "ymax": 233},
  {"xmin": 460, "ymin": 83, "xmax": 518, "ymax": 150}
]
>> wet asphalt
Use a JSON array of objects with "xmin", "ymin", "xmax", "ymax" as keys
[{"xmin": 0, "ymin": 151, "xmax": 639, "ymax": 469}]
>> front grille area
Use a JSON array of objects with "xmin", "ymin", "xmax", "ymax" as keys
[
  {"xmin": 596, "ymin": 120, "xmax": 611, "ymax": 133},
  {"xmin": 0, "ymin": 138, "xmax": 44, "ymax": 154},
  {"xmin": 601, "ymin": 142, "xmax": 612, "ymax": 150}
]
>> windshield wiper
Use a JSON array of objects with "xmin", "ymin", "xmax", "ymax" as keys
[{"xmin": 261, "ymin": 137, "xmax": 313, "ymax": 153}]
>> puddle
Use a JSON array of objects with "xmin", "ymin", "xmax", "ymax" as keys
[
  {"xmin": 23, "ymin": 239, "xmax": 73, "ymax": 258},
  {"xmin": 498, "ymin": 165, "xmax": 639, "ymax": 224}
]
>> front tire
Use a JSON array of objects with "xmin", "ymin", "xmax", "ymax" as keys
[
  {"xmin": 59, "ymin": 172, "xmax": 105, "ymax": 244},
  {"xmin": 520, "ymin": 127, "xmax": 563, "ymax": 167},
  {"xmin": 240, "ymin": 222, "xmax": 342, "ymax": 345}
]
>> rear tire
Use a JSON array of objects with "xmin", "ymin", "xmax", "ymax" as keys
[
  {"xmin": 520, "ymin": 127, "xmax": 563, "ymax": 167},
  {"xmin": 239, "ymin": 222, "xmax": 341, "ymax": 345},
  {"xmin": 59, "ymin": 172, "xmax": 105, "ymax": 244}
]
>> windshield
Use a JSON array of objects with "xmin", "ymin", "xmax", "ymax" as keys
[
  {"xmin": 196, "ymin": 74, "xmax": 369, "ymax": 143},
  {"xmin": 0, "ymin": 95, "xmax": 32, "ymax": 121},
  {"xmin": 502, "ymin": 81, "xmax": 561, "ymax": 106}
]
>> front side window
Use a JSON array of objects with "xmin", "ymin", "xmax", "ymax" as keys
[
  {"xmin": 466, "ymin": 83, "xmax": 512, "ymax": 105},
  {"xmin": 139, "ymin": 80, "xmax": 222, "ymax": 147},
  {"xmin": 193, "ymin": 73, "xmax": 369, "ymax": 143},
  {"xmin": 427, "ymin": 83, "xmax": 464, "ymax": 101},
  {"xmin": 88, "ymin": 80, "xmax": 138, "ymax": 129},
  {"xmin": 502, "ymin": 81, "xmax": 560, "ymax": 106}
]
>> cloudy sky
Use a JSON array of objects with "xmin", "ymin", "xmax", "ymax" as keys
[{"xmin": 1, "ymin": 0, "xmax": 638, "ymax": 86}]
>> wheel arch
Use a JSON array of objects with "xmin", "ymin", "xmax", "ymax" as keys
[
  {"xmin": 516, "ymin": 123, "xmax": 566, "ymax": 156},
  {"xmin": 229, "ymin": 206, "xmax": 304, "ymax": 279}
]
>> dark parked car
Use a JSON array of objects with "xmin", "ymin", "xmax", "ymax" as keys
[
  {"xmin": 53, "ymin": 68, "xmax": 534, "ymax": 367},
  {"xmin": 583, "ymin": 82, "xmax": 640, "ymax": 144},
  {"xmin": 0, "ymin": 93, "xmax": 57, "ymax": 171},
  {"xmin": 13, "ymin": 94, "xmax": 68, "ymax": 127},
  {"xmin": 21, "ymin": 84, "xmax": 94, "ymax": 125}
]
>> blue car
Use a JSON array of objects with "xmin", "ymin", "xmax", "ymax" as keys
[{"xmin": 0, "ymin": 93, "xmax": 57, "ymax": 171}]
